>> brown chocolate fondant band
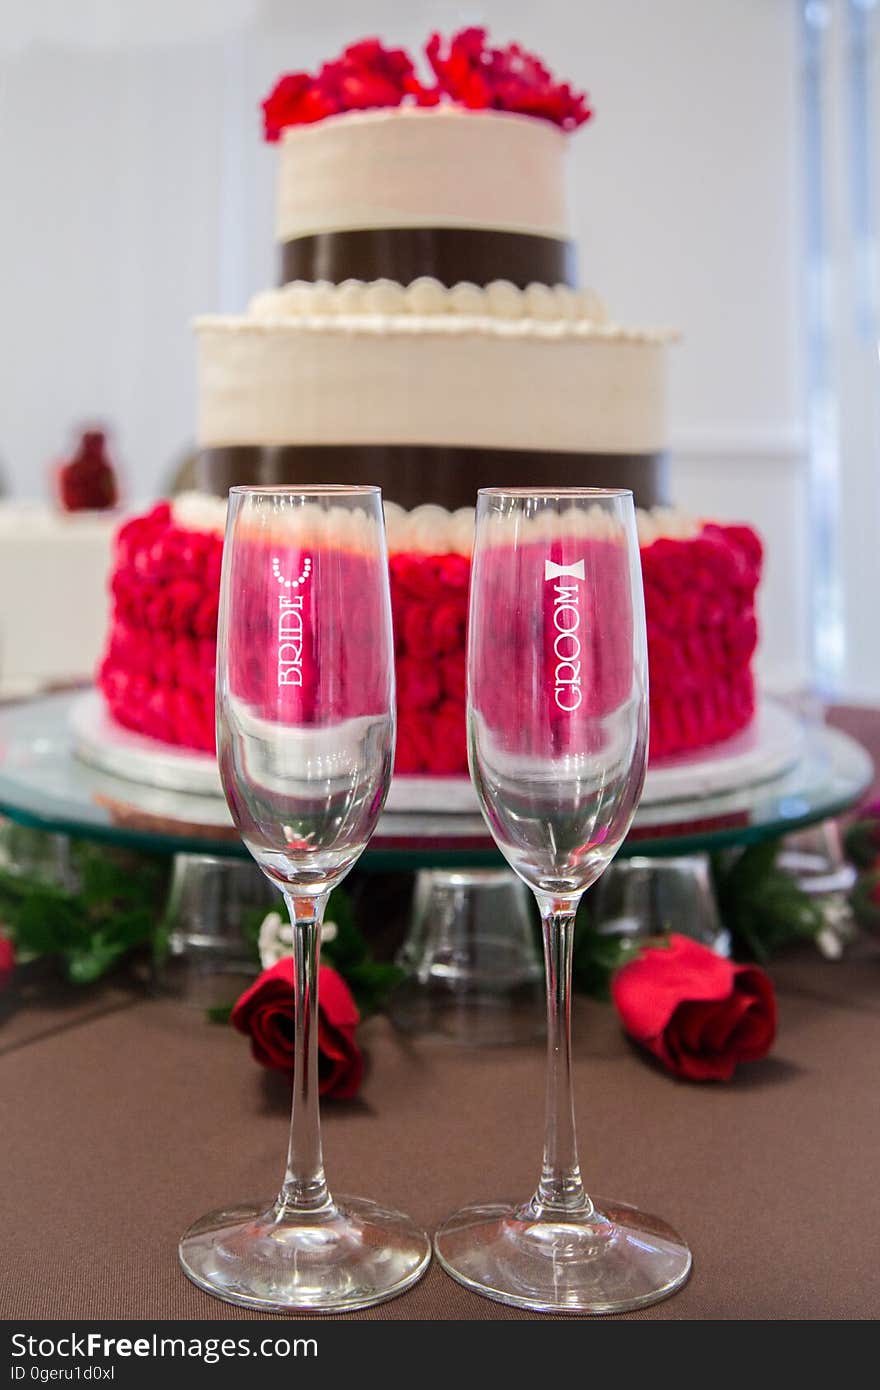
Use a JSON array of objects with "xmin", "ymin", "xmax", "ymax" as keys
[
  {"xmin": 198, "ymin": 445, "xmax": 668, "ymax": 512},
  {"xmin": 280, "ymin": 227, "xmax": 577, "ymax": 289}
]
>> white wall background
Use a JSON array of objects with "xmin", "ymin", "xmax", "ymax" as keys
[{"xmin": 0, "ymin": 0, "xmax": 809, "ymax": 690}]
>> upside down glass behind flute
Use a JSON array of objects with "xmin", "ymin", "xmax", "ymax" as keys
[
  {"xmin": 178, "ymin": 485, "xmax": 429, "ymax": 1314},
  {"xmin": 434, "ymin": 487, "xmax": 691, "ymax": 1314}
]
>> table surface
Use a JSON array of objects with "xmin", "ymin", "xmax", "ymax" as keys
[{"xmin": 1, "ymin": 704, "xmax": 879, "ymax": 1322}]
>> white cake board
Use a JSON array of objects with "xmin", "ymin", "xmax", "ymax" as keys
[{"xmin": 70, "ymin": 691, "xmax": 804, "ymax": 813}]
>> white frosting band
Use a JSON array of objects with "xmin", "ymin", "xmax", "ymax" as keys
[
  {"xmin": 276, "ymin": 107, "xmax": 569, "ymax": 243},
  {"xmin": 171, "ymin": 494, "xmax": 697, "ymax": 558},
  {"xmin": 173, "ymin": 492, "xmax": 228, "ymax": 535},
  {"xmin": 249, "ymin": 277, "xmax": 609, "ymax": 325},
  {"xmin": 383, "ymin": 502, "xmax": 476, "ymax": 556}
]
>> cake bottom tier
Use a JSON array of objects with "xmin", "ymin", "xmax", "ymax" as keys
[
  {"xmin": 197, "ymin": 444, "xmax": 669, "ymax": 513},
  {"xmin": 97, "ymin": 502, "xmax": 762, "ymax": 771}
]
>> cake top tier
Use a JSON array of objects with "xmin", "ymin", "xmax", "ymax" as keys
[
  {"xmin": 264, "ymin": 29, "xmax": 590, "ymax": 286},
  {"xmin": 275, "ymin": 107, "xmax": 569, "ymax": 246}
]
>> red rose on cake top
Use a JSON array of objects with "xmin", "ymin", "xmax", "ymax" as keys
[{"xmin": 261, "ymin": 29, "xmax": 592, "ymax": 140}]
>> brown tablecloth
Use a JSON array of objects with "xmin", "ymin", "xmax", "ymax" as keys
[{"xmin": 1, "ymin": 707, "xmax": 879, "ymax": 1321}]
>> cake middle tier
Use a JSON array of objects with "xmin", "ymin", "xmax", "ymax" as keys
[{"xmin": 196, "ymin": 308, "xmax": 671, "ymax": 508}]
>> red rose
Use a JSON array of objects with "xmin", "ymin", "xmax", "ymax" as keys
[
  {"xmin": 262, "ymin": 72, "xmax": 335, "ymax": 140},
  {"xmin": 261, "ymin": 40, "xmax": 437, "ymax": 141},
  {"xmin": 231, "ymin": 958, "xmax": 364, "ymax": 1100},
  {"xmin": 318, "ymin": 39, "xmax": 422, "ymax": 112},
  {"xmin": 426, "ymin": 27, "xmax": 591, "ymax": 130},
  {"xmin": 0, "ymin": 937, "xmax": 14, "ymax": 990},
  {"xmin": 611, "ymin": 934, "xmax": 776, "ymax": 1082}
]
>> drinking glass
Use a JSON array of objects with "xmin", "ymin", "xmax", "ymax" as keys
[
  {"xmin": 434, "ymin": 488, "xmax": 691, "ymax": 1313},
  {"xmin": 179, "ymin": 485, "xmax": 430, "ymax": 1312}
]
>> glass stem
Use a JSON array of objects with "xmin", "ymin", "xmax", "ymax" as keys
[
  {"xmin": 276, "ymin": 892, "xmax": 333, "ymax": 1218},
  {"xmin": 532, "ymin": 899, "xmax": 592, "ymax": 1217}
]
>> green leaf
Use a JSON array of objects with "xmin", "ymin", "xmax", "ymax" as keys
[
  {"xmin": 711, "ymin": 838, "xmax": 825, "ymax": 960},
  {"xmin": 849, "ymin": 869, "xmax": 880, "ymax": 929},
  {"xmin": 65, "ymin": 938, "xmax": 129, "ymax": 985},
  {"xmin": 340, "ymin": 959, "xmax": 404, "ymax": 1017},
  {"xmin": 843, "ymin": 818, "xmax": 880, "ymax": 870},
  {"xmin": 0, "ymin": 832, "xmax": 171, "ymax": 985},
  {"xmin": 205, "ymin": 1004, "xmax": 234, "ymax": 1025},
  {"xmin": 570, "ymin": 894, "xmax": 636, "ymax": 1000}
]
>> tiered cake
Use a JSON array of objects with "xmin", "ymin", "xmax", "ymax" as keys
[
  {"xmin": 98, "ymin": 30, "xmax": 762, "ymax": 772},
  {"xmin": 196, "ymin": 31, "xmax": 668, "ymax": 508}
]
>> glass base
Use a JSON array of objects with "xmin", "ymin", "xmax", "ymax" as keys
[
  {"xmin": 179, "ymin": 1195, "xmax": 431, "ymax": 1313},
  {"xmin": 434, "ymin": 1197, "xmax": 691, "ymax": 1314}
]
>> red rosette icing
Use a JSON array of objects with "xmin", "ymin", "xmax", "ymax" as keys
[
  {"xmin": 98, "ymin": 508, "xmax": 762, "ymax": 775},
  {"xmin": 642, "ymin": 524, "xmax": 762, "ymax": 761},
  {"xmin": 389, "ymin": 552, "xmax": 471, "ymax": 774},
  {"xmin": 98, "ymin": 503, "xmax": 221, "ymax": 754},
  {"xmin": 261, "ymin": 29, "xmax": 591, "ymax": 140}
]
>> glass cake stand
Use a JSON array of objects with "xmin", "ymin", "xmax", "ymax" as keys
[
  {"xmin": 0, "ymin": 690, "xmax": 872, "ymax": 864},
  {"xmin": 0, "ymin": 690, "xmax": 873, "ymax": 1020}
]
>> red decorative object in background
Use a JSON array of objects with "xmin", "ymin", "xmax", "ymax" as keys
[
  {"xmin": 0, "ymin": 937, "xmax": 14, "ymax": 991},
  {"xmin": 231, "ymin": 957, "xmax": 364, "ymax": 1100},
  {"xmin": 611, "ymin": 933, "xmax": 777, "ymax": 1082},
  {"xmin": 97, "ymin": 504, "xmax": 762, "ymax": 773},
  {"xmin": 262, "ymin": 28, "xmax": 591, "ymax": 140},
  {"xmin": 55, "ymin": 430, "xmax": 119, "ymax": 512}
]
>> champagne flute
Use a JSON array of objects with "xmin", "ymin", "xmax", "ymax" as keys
[
  {"xmin": 179, "ymin": 485, "xmax": 430, "ymax": 1313},
  {"xmin": 434, "ymin": 488, "xmax": 691, "ymax": 1313}
]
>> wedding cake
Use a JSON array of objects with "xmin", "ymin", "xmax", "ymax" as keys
[
  {"xmin": 196, "ymin": 31, "xmax": 668, "ymax": 509},
  {"xmin": 98, "ymin": 30, "xmax": 762, "ymax": 773}
]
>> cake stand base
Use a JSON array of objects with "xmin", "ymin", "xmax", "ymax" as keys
[
  {"xmin": 389, "ymin": 868, "xmax": 545, "ymax": 1044},
  {"xmin": 590, "ymin": 853, "xmax": 731, "ymax": 954},
  {"xmin": 434, "ymin": 1196, "xmax": 691, "ymax": 1315}
]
